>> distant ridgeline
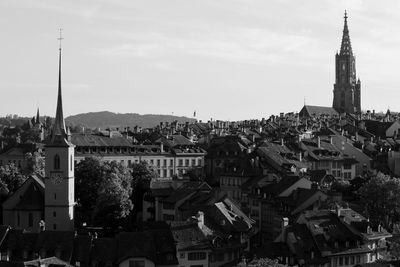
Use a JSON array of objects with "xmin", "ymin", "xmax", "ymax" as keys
[
  {"xmin": 0, "ymin": 111, "xmax": 195, "ymax": 130},
  {"xmin": 65, "ymin": 111, "xmax": 196, "ymax": 129}
]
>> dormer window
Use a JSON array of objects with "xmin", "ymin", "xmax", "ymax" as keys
[{"xmin": 54, "ymin": 154, "xmax": 60, "ymax": 170}]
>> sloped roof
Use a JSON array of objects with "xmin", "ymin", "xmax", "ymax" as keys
[
  {"xmin": 300, "ymin": 105, "xmax": 339, "ymax": 117},
  {"xmin": 71, "ymin": 134, "xmax": 133, "ymax": 147},
  {"xmin": 0, "ymin": 229, "xmax": 38, "ymax": 251},
  {"xmin": 262, "ymin": 176, "xmax": 301, "ymax": 196},
  {"xmin": 170, "ymin": 221, "xmax": 210, "ymax": 251},
  {"xmin": 15, "ymin": 181, "xmax": 44, "ymax": 210}
]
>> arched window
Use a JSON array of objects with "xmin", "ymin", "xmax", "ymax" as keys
[{"xmin": 54, "ymin": 154, "xmax": 60, "ymax": 170}]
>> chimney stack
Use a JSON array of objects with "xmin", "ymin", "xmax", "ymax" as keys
[{"xmin": 280, "ymin": 217, "xmax": 289, "ymax": 242}]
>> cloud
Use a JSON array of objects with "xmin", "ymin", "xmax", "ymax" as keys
[{"xmin": 96, "ymin": 27, "xmax": 323, "ymax": 67}]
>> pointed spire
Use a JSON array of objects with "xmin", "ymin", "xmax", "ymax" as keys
[
  {"xmin": 36, "ymin": 107, "xmax": 40, "ymax": 124},
  {"xmin": 51, "ymin": 29, "xmax": 67, "ymax": 143},
  {"xmin": 340, "ymin": 10, "xmax": 353, "ymax": 56}
]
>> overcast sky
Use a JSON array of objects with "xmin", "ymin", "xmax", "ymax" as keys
[{"xmin": 1, "ymin": 0, "xmax": 399, "ymax": 121}]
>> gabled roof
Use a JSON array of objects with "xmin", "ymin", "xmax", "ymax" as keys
[
  {"xmin": 71, "ymin": 134, "xmax": 133, "ymax": 147},
  {"xmin": 299, "ymin": 105, "xmax": 339, "ymax": 118},
  {"xmin": 262, "ymin": 176, "xmax": 301, "ymax": 196},
  {"xmin": 2, "ymin": 175, "xmax": 44, "ymax": 211},
  {"xmin": 170, "ymin": 221, "xmax": 210, "ymax": 251},
  {"xmin": 15, "ymin": 181, "xmax": 44, "ymax": 210},
  {"xmin": 162, "ymin": 182, "xmax": 211, "ymax": 204}
]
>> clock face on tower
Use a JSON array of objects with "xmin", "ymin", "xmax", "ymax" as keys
[{"xmin": 50, "ymin": 172, "xmax": 63, "ymax": 185}]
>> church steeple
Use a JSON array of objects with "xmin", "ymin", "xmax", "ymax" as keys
[
  {"xmin": 36, "ymin": 107, "xmax": 40, "ymax": 124},
  {"xmin": 333, "ymin": 11, "xmax": 361, "ymax": 114},
  {"xmin": 51, "ymin": 31, "xmax": 69, "ymax": 144},
  {"xmin": 44, "ymin": 30, "xmax": 75, "ymax": 232},
  {"xmin": 340, "ymin": 10, "xmax": 353, "ymax": 56}
]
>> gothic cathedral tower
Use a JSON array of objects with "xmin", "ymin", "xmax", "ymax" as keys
[
  {"xmin": 44, "ymin": 42, "xmax": 75, "ymax": 231},
  {"xmin": 333, "ymin": 11, "xmax": 361, "ymax": 114}
]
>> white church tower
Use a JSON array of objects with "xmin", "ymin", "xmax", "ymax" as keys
[{"xmin": 44, "ymin": 35, "xmax": 75, "ymax": 231}]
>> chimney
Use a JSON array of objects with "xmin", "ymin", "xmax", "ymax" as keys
[
  {"xmin": 39, "ymin": 220, "xmax": 45, "ymax": 232},
  {"xmin": 280, "ymin": 217, "xmax": 289, "ymax": 242},
  {"xmin": 160, "ymin": 142, "xmax": 164, "ymax": 153},
  {"xmin": 317, "ymin": 136, "xmax": 321, "ymax": 148},
  {"xmin": 281, "ymin": 138, "xmax": 284, "ymax": 146},
  {"xmin": 197, "ymin": 211, "xmax": 204, "ymax": 230},
  {"xmin": 330, "ymin": 136, "xmax": 333, "ymax": 144}
]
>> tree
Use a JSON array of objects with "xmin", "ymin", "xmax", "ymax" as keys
[
  {"xmin": 129, "ymin": 161, "xmax": 157, "ymax": 225},
  {"xmin": 25, "ymin": 152, "xmax": 45, "ymax": 176},
  {"xmin": 75, "ymin": 157, "xmax": 133, "ymax": 228},
  {"xmin": 0, "ymin": 163, "xmax": 27, "ymax": 197},
  {"xmin": 358, "ymin": 172, "xmax": 400, "ymax": 228},
  {"xmin": 92, "ymin": 161, "xmax": 133, "ymax": 226},
  {"xmin": 75, "ymin": 157, "xmax": 103, "ymax": 225}
]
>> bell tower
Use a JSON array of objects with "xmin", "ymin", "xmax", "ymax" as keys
[
  {"xmin": 333, "ymin": 11, "xmax": 361, "ymax": 114},
  {"xmin": 44, "ymin": 31, "xmax": 75, "ymax": 231}
]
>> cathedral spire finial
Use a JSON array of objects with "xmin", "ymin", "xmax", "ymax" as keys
[
  {"xmin": 58, "ymin": 28, "xmax": 63, "ymax": 51},
  {"xmin": 340, "ymin": 10, "xmax": 352, "ymax": 56}
]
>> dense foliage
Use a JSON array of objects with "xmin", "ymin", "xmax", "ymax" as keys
[
  {"xmin": 358, "ymin": 172, "xmax": 400, "ymax": 228},
  {"xmin": 75, "ymin": 157, "xmax": 133, "ymax": 227}
]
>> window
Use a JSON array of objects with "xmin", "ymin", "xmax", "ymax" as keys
[
  {"xmin": 54, "ymin": 193, "xmax": 57, "ymax": 200},
  {"xmin": 350, "ymin": 256, "xmax": 355, "ymax": 265},
  {"xmin": 54, "ymin": 154, "xmax": 60, "ymax": 170},
  {"xmin": 28, "ymin": 213, "xmax": 33, "ymax": 227},
  {"xmin": 170, "ymin": 159, "xmax": 173, "ymax": 166},
  {"xmin": 345, "ymin": 256, "xmax": 349, "ymax": 265},
  {"xmin": 53, "ymin": 211, "xmax": 57, "ymax": 217},
  {"xmin": 179, "ymin": 159, "xmax": 183, "ymax": 166},
  {"xmin": 129, "ymin": 260, "xmax": 145, "ymax": 267},
  {"xmin": 157, "ymin": 159, "xmax": 160, "ymax": 166},
  {"xmin": 344, "ymin": 163, "xmax": 351, "ymax": 169},
  {"xmin": 164, "ymin": 159, "xmax": 167, "ymax": 166},
  {"xmin": 192, "ymin": 159, "xmax": 196, "ymax": 166},
  {"xmin": 185, "ymin": 159, "xmax": 189, "ymax": 166},
  {"xmin": 163, "ymin": 169, "xmax": 167, "ymax": 177},
  {"xmin": 180, "ymin": 253, "xmax": 185, "ymax": 258},
  {"xmin": 338, "ymin": 257, "xmax": 343, "ymax": 266},
  {"xmin": 188, "ymin": 252, "xmax": 207, "ymax": 261}
]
